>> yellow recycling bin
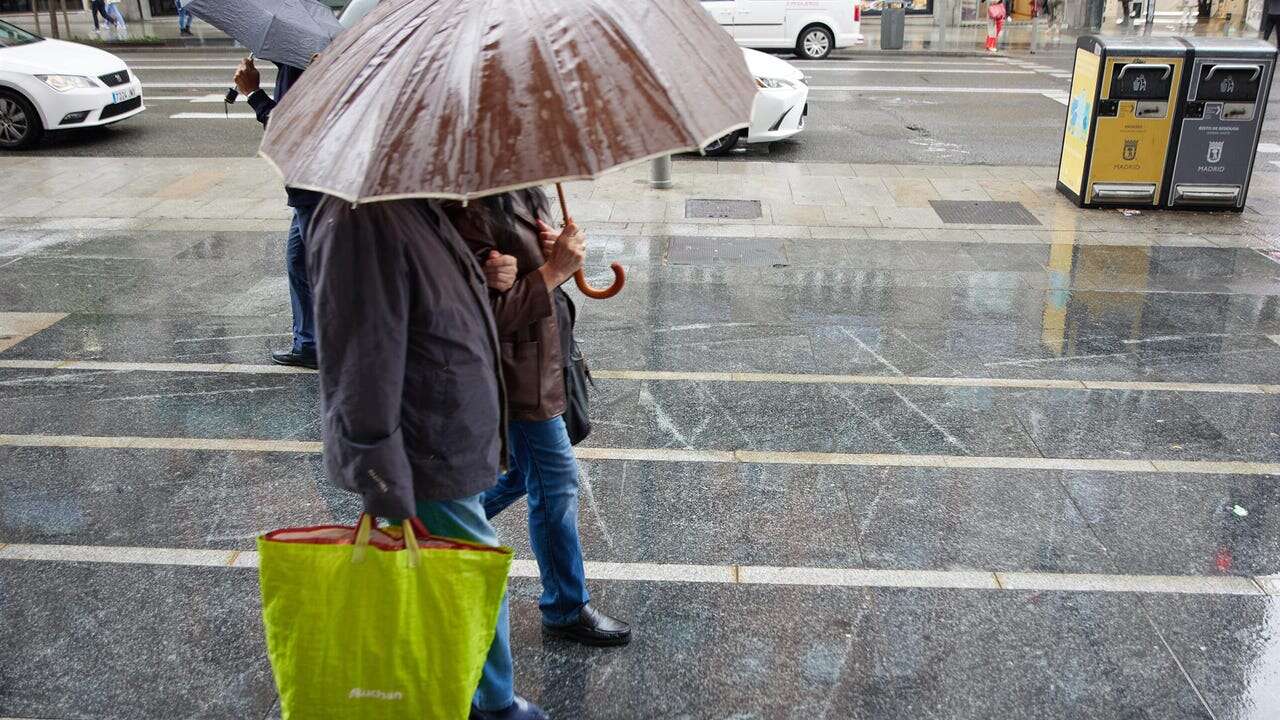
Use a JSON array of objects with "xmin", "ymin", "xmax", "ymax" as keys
[{"xmin": 1057, "ymin": 36, "xmax": 1188, "ymax": 208}]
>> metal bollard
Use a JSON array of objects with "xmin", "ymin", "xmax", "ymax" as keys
[
  {"xmin": 1031, "ymin": 10, "xmax": 1041, "ymax": 53},
  {"xmin": 650, "ymin": 155, "xmax": 673, "ymax": 189}
]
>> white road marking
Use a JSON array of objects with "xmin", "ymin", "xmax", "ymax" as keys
[
  {"xmin": 1258, "ymin": 143, "xmax": 1280, "ymax": 154},
  {"xmin": 144, "ymin": 94, "xmax": 227, "ymax": 102},
  {"xmin": 0, "ymin": 542, "xmax": 1264, "ymax": 595},
  {"xmin": 143, "ymin": 82, "xmax": 238, "ymax": 88},
  {"xmin": 127, "ymin": 65, "xmax": 272, "ymax": 70},
  {"xmin": 792, "ymin": 60, "xmax": 1005, "ymax": 68},
  {"xmin": 802, "ymin": 68, "xmax": 1035, "ymax": 75},
  {"xmin": 808, "ymin": 86, "xmax": 1063, "ymax": 94},
  {"xmin": 1043, "ymin": 91, "xmax": 1069, "ymax": 105},
  {"xmin": 3, "ymin": 433, "xmax": 1279, "ymax": 476},
  {"xmin": 169, "ymin": 112, "xmax": 257, "ymax": 119},
  {"xmin": 0, "ymin": 359, "xmax": 1274, "ymax": 394}
]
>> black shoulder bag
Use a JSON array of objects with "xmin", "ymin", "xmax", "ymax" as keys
[{"xmin": 560, "ymin": 292, "xmax": 593, "ymax": 445}]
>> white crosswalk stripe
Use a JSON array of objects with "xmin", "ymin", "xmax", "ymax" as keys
[
  {"xmin": 0, "ymin": 542, "xmax": 1269, "ymax": 596},
  {"xmin": 169, "ymin": 112, "xmax": 257, "ymax": 119}
]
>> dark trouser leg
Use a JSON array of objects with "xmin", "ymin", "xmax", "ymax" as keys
[
  {"xmin": 286, "ymin": 205, "xmax": 316, "ymax": 356},
  {"xmin": 1264, "ymin": 14, "xmax": 1279, "ymax": 43}
]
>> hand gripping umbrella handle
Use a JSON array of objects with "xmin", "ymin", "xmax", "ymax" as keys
[{"xmin": 555, "ymin": 183, "xmax": 625, "ymax": 300}]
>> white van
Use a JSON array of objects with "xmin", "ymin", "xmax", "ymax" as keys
[{"xmin": 700, "ymin": 0, "xmax": 862, "ymax": 60}]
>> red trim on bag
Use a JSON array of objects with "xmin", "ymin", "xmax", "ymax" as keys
[{"xmin": 261, "ymin": 521, "xmax": 508, "ymax": 555}]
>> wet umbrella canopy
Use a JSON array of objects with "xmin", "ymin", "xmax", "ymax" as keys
[
  {"xmin": 183, "ymin": 0, "xmax": 342, "ymax": 70},
  {"xmin": 258, "ymin": 0, "xmax": 757, "ymax": 203}
]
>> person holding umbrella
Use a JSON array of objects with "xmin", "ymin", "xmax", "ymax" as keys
[
  {"xmin": 233, "ymin": 57, "xmax": 321, "ymax": 369},
  {"xmin": 184, "ymin": 0, "xmax": 345, "ymax": 369},
  {"xmin": 259, "ymin": 0, "xmax": 755, "ymax": 716},
  {"xmin": 448, "ymin": 190, "xmax": 632, "ymax": 647}
]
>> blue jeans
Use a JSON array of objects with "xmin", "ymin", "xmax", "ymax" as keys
[
  {"xmin": 416, "ymin": 495, "xmax": 514, "ymax": 712},
  {"xmin": 287, "ymin": 206, "xmax": 316, "ymax": 355},
  {"xmin": 484, "ymin": 415, "xmax": 590, "ymax": 626},
  {"xmin": 177, "ymin": 3, "xmax": 191, "ymax": 31}
]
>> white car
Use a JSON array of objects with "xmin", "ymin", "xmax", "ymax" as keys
[
  {"xmin": 703, "ymin": 48, "xmax": 808, "ymax": 156},
  {"xmin": 0, "ymin": 19, "xmax": 144, "ymax": 150},
  {"xmin": 701, "ymin": 0, "xmax": 862, "ymax": 60}
]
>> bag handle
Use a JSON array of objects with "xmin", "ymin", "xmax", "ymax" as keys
[{"xmin": 350, "ymin": 513, "xmax": 428, "ymax": 566}]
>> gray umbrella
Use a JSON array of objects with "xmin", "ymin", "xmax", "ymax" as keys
[{"xmin": 183, "ymin": 0, "xmax": 342, "ymax": 70}]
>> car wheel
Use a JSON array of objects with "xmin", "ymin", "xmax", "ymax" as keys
[
  {"xmin": 701, "ymin": 132, "xmax": 740, "ymax": 157},
  {"xmin": 795, "ymin": 26, "xmax": 834, "ymax": 60},
  {"xmin": 0, "ymin": 91, "xmax": 43, "ymax": 150}
]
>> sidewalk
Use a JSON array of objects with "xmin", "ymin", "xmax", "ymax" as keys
[
  {"xmin": 3, "ymin": 10, "xmax": 1262, "ymax": 54},
  {"xmin": 1, "ymin": 155, "xmax": 1276, "ymax": 250},
  {"xmin": 0, "ymin": 10, "xmax": 235, "ymax": 46}
]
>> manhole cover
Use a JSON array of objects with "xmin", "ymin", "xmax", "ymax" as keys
[
  {"xmin": 930, "ymin": 200, "xmax": 1041, "ymax": 226},
  {"xmin": 667, "ymin": 236, "xmax": 785, "ymax": 266},
  {"xmin": 686, "ymin": 198, "xmax": 763, "ymax": 220}
]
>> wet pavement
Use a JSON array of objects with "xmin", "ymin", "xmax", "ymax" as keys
[{"xmin": 2, "ymin": 155, "xmax": 1280, "ymax": 719}]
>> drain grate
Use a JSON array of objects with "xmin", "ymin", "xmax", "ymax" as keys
[
  {"xmin": 686, "ymin": 198, "xmax": 763, "ymax": 220},
  {"xmin": 930, "ymin": 200, "xmax": 1042, "ymax": 226},
  {"xmin": 666, "ymin": 236, "xmax": 785, "ymax": 266}
]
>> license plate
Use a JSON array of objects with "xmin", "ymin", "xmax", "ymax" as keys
[{"xmin": 111, "ymin": 86, "xmax": 138, "ymax": 104}]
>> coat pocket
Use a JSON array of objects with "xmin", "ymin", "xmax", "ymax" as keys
[{"xmin": 500, "ymin": 340, "xmax": 541, "ymax": 413}]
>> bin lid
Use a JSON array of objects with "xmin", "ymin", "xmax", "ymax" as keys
[
  {"xmin": 1077, "ymin": 35, "xmax": 1186, "ymax": 56},
  {"xmin": 1180, "ymin": 37, "xmax": 1279, "ymax": 58}
]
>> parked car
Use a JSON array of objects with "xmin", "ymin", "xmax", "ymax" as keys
[
  {"xmin": 702, "ymin": 48, "xmax": 808, "ymax": 156},
  {"xmin": 0, "ymin": 19, "xmax": 144, "ymax": 150},
  {"xmin": 701, "ymin": 0, "xmax": 862, "ymax": 60}
]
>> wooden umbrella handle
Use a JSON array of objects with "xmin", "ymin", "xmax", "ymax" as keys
[{"xmin": 555, "ymin": 183, "xmax": 625, "ymax": 300}]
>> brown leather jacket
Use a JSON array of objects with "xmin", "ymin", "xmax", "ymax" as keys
[{"xmin": 447, "ymin": 190, "xmax": 571, "ymax": 423}]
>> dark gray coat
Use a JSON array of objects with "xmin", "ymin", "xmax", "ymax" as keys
[{"xmin": 307, "ymin": 196, "xmax": 508, "ymax": 520}]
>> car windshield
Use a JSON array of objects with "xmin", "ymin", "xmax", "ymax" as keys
[{"xmin": 0, "ymin": 19, "xmax": 42, "ymax": 48}]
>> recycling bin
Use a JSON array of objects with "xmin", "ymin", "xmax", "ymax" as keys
[
  {"xmin": 1057, "ymin": 36, "xmax": 1189, "ymax": 208},
  {"xmin": 880, "ymin": 2, "xmax": 905, "ymax": 51},
  {"xmin": 1164, "ymin": 38, "xmax": 1277, "ymax": 210}
]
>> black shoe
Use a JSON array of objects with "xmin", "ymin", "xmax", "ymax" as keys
[
  {"xmin": 470, "ymin": 694, "xmax": 548, "ymax": 720},
  {"xmin": 543, "ymin": 604, "xmax": 631, "ymax": 647},
  {"xmin": 271, "ymin": 349, "xmax": 317, "ymax": 370}
]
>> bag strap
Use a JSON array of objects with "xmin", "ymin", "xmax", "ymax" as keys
[{"xmin": 351, "ymin": 513, "xmax": 429, "ymax": 565}]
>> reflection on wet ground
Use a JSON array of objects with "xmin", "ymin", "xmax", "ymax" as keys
[{"xmin": 2, "ymin": 225, "xmax": 1279, "ymax": 718}]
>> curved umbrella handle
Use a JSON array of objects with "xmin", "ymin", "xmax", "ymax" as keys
[
  {"xmin": 557, "ymin": 183, "xmax": 625, "ymax": 301},
  {"xmin": 574, "ymin": 264, "xmax": 625, "ymax": 299}
]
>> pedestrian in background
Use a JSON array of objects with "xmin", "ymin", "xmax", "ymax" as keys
[
  {"xmin": 233, "ymin": 57, "xmax": 321, "ymax": 369},
  {"xmin": 176, "ymin": 0, "xmax": 193, "ymax": 36},
  {"xmin": 1116, "ymin": 0, "xmax": 1137, "ymax": 24},
  {"xmin": 104, "ymin": 0, "xmax": 128, "ymax": 40},
  {"xmin": 308, "ymin": 196, "xmax": 550, "ymax": 720},
  {"xmin": 986, "ymin": 0, "xmax": 1006, "ymax": 52},
  {"xmin": 89, "ymin": 0, "xmax": 112, "ymax": 38},
  {"xmin": 448, "ymin": 189, "xmax": 633, "ymax": 652},
  {"xmin": 1263, "ymin": 0, "xmax": 1280, "ymax": 44}
]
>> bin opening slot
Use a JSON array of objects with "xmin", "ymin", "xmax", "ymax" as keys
[
  {"xmin": 1091, "ymin": 183, "xmax": 1157, "ymax": 202},
  {"xmin": 1197, "ymin": 64, "xmax": 1262, "ymax": 102},
  {"xmin": 1220, "ymin": 103, "xmax": 1256, "ymax": 121},
  {"xmin": 1134, "ymin": 101, "xmax": 1167, "ymax": 118},
  {"xmin": 1110, "ymin": 63, "xmax": 1174, "ymax": 101},
  {"xmin": 1173, "ymin": 185, "xmax": 1241, "ymax": 205}
]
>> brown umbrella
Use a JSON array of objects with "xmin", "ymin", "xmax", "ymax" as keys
[{"xmin": 259, "ymin": 0, "xmax": 756, "ymax": 299}]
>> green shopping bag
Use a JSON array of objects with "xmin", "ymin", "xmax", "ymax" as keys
[{"xmin": 258, "ymin": 514, "xmax": 513, "ymax": 720}]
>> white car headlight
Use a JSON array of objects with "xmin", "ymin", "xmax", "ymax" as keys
[
  {"xmin": 754, "ymin": 76, "xmax": 793, "ymax": 90},
  {"xmin": 36, "ymin": 75, "xmax": 97, "ymax": 92}
]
